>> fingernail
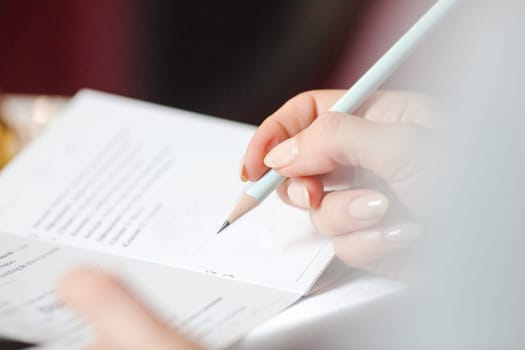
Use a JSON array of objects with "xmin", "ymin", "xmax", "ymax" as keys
[
  {"xmin": 239, "ymin": 157, "xmax": 248, "ymax": 182},
  {"xmin": 264, "ymin": 137, "xmax": 298, "ymax": 168},
  {"xmin": 287, "ymin": 181, "xmax": 310, "ymax": 209},
  {"xmin": 383, "ymin": 223, "xmax": 421, "ymax": 243},
  {"xmin": 348, "ymin": 193, "xmax": 388, "ymax": 220}
]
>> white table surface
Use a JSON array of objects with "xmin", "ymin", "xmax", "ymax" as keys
[{"xmin": 232, "ymin": 259, "xmax": 405, "ymax": 350}]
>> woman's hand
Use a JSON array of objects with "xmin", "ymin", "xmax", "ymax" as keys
[
  {"xmin": 59, "ymin": 268, "xmax": 202, "ymax": 350},
  {"xmin": 57, "ymin": 90, "xmax": 440, "ymax": 350},
  {"xmin": 241, "ymin": 90, "xmax": 440, "ymax": 275}
]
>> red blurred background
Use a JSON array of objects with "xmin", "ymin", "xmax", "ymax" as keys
[{"xmin": 0, "ymin": 0, "xmax": 434, "ymax": 124}]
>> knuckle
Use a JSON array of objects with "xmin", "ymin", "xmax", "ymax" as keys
[
  {"xmin": 392, "ymin": 123, "xmax": 430, "ymax": 151},
  {"xmin": 293, "ymin": 90, "xmax": 322, "ymax": 102},
  {"xmin": 310, "ymin": 211, "xmax": 335, "ymax": 237},
  {"xmin": 311, "ymin": 113, "xmax": 345, "ymax": 137},
  {"xmin": 276, "ymin": 184, "xmax": 289, "ymax": 202},
  {"xmin": 333, "ymin": 238, "xmax": 370, "ymax": 268},
  {"xmin": 385, "ymin": 124, "xmax": 432, "ymax": 174},
  {"xmin": 287, "ymin": 91, "xmax": 318, "ymax": 113},
  {"xmin": 294, "ymin": 90, "xmax": 314, "ymax": 100},
  {"xmin": 310, "ymin": 210, "xmax": 344, "ymax": 237}
]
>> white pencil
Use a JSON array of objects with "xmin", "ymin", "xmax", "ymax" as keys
[{"xmin": 218, "ymin": 0, "xmax": 459, "ymax": 234}]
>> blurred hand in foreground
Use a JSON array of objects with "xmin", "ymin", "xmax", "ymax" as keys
[{"xmin": 59, "ymin": 268, "xmax": 202, "ymax": 350}]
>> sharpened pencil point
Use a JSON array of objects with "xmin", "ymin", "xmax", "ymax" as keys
[{"xmin": 217, "ymin": 221, "xmax": 230, "ymax": 234}]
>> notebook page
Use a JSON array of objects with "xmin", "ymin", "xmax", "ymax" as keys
[
  {"xmin": 0, "ymin": 90, "xmax": 333, "ymax": 294},
  {"xmin": 0, "ymin": 233, "xmax": 299, "ymax": 349}
]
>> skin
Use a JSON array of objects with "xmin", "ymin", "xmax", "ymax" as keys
[
  {"xmin": 59, "ymin": 268, "xmax": 202, "ymax": 350},
  {"xmin": 242, "ymin": 89, "xmax": 439, "ymax": 270},
  {"xmin": 60, "ymin": 90, "xmax": 440, "ymax": 349}
]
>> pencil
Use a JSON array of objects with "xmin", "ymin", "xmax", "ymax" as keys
[
  {"xmin": 217, "ymin": 0, "xmax": 459, "ymax": 234},
  {"xmin": 0, "ymin": 336, "xmax": 37, "ymax": 350}
]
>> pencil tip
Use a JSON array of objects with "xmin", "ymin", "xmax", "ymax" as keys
[{"xmin": 217, "ymin": 221, "xmax": 230, "ymax": 234}]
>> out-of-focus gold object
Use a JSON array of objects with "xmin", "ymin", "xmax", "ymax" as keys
[
  {"xmin": 0, "ymin": 118, "xmax": 16, "ymax": 168},
  {"xmin": 0, "ymin": 94, "xmax": 69, "ymax": 170}
]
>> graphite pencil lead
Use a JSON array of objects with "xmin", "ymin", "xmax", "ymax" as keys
[{"xmin": 216, "ymin": 221, "xmax": 230, "ymax": 234}]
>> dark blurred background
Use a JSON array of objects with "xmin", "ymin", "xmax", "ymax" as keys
[{"xmin": 0, "ymin": 0, "xmax": 434, "ymax": 125}]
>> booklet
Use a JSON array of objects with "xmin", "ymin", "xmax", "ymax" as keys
[{"xmin": 0, "ymin": 90, "xmax": 334, "ymax": 349}]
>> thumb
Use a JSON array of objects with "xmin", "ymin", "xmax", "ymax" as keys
[
  {"xmin": 263, "ymin": 112, "xmax": 433, "ymax": 182},
  {"xmin": 59, "ymin": 267, "xmax": 201, "ymax": 350}
]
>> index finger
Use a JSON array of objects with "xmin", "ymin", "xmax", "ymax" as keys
[
  {"xmin": 59, "ymin": 267, "xmax": 202, "ymax": 350},
  {"xmin": 242, "ymin": 89, "xmax": 346, "ymax": 181}
]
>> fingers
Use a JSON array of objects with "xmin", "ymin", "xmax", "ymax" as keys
[
  {"xmin": 59, "ymin": 267, "xmax": 201, "ymax": 350},
  {"xmin": 264, "ymin": 112, "xmax": 430, "ymax": 182},
  {"xmin": 332, "ymin": 222, "xmax": 421, "ymax": 268},
  {"xmin": 241, "ymin": 90, "xmax": 346, "ymax": 181},
  {"xmin": 351, "ymin": 90, "xmax": 442, "ymax": 127},
  {"xmin": 277, "ymin": 183, "xmax": 390, "ymax": 237},
  {"xmin": 310, "ymin": 189, "xmax": 389, "ymax": 236},
  {"xmin": 276, "ymin": 177, "xmax": 324, "ymax": 210}
]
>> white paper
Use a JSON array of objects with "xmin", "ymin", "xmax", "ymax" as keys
[
  {"xmin": 0, "ymin": 233, "xmax": 298, "ymax": 349},
  {"xmin": 0, "ymin": 90, "xmax": 333, "ymax": 348}
]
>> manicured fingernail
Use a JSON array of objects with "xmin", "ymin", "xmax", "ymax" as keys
[
  {"xmin": 348, "ymin": 193, "xmax": 388, "ymax": 220},
  {"xmin": 239, "ymin": 156, "xmax": 248, "ymax": 182},
  {"xmin": 264, "ymin": 137, "xmax": 298, "ymax": 168},
  {"xmin": 383, "ymin": 223, "xmax": 421, "ymax": 243},
  {"xmin": 287, "ymin": 181, "xmax": 310, "ymax": 209}
]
